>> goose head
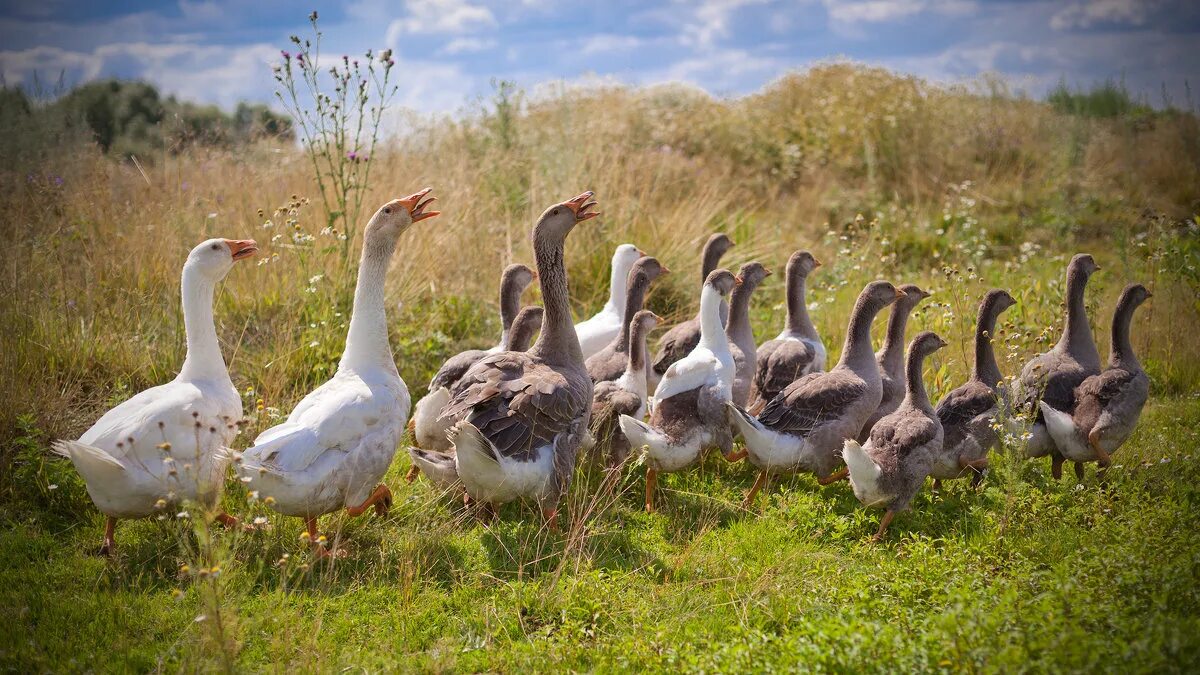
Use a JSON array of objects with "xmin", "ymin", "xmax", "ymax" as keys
[
  {"xmin": 1067, "ymin": 253, "xmax": 1099, "ymax": 283},
  {"xmin": 705, "ymin": 269, "xmax": 739, "ymax": 298},
  {"xmin": 896, "ymin": 283, "xmax": 932, "ymax": 311},
  {"xmin": 366, "ymin": 188, "xmax": 440, "ymax": 243},
  {"xmin": 983, "ymin": 288, "xmax": 1017, "ymax": 315},
  {"xmin": 736, "ymin": 261, "xmax": 772, "ymax": 290},
  {"xmin": 1119, "ymin": 283, "xmax": 1153, "ymax": 309},
  {"xmin": 186, "ymin": 238, "xmax": 257, "ymax": 281},
  {"xmin": 631, "ymin": 256, "xmax": 670, "ymax": 283},
  {"xmin": 613, "ymin": 243, "xmax": 644, "ymax": 273},
  {"xmin": 501, "ymin": 263, "xmax": 537, "ymax": 296},
  {"xmin": 633, "ymin": 309, "xmax": 661, "ymax": 334},
  {"xmin": 861, "ymin": 280, "xmax": 904, "ymax": 311},
  {"xmin": 534, "ymin": 191, "xmax": 599, "ymax": 244},
  {"xmin": 909, "ymin": 331, "xmax": 949, "ymax": 359},
  {"xmin": 786, "ymin": 250, "xmax": 821, "ymax": 279}
]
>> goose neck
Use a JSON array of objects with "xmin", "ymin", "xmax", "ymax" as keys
[
  {"xmin": 530, "ymin": 237, "xmax": 583, "ymax": 365},
  {"xmin": 615, "ymin": 272, "xmax": 650, "ymax": 353},
  {"xmin": 904, "ymin": 349, "xmax": 934, "ymax": 411},
  {"xmin": 177, "ymin": 265, "xmax": 230, "ymax": 383},
  {"xmin": 1057, "ymin": 269, "xmax": 1099, "ymax": 367},
  {"xmin": 785, "ymin": 274, "xmax": 817, "ymax": 339},
  {"xmin": 1109, "ymin": 295, "xmax": 1141, "ymax": 370},
  {"xmin": 340, "ymin": 236, "xmax": 399, "ymax": 373},
  {"xmin": 972, "ymin": 302, "xmax": 1004, "ymax": 387},
  {"xmin": 698, "ymin": 285, "xmax": 731, "ymax": 356}
]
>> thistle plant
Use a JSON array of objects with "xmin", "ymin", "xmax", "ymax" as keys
[{"xmin": 272, "ymin": 10, "xmax": 397, "ymax": 264}]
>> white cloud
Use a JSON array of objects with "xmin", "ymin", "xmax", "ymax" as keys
[
  {"xmin": 386, "ymin": 0, "xmax": 497, "ymax": 43},
  {"xmin": 1050, "ymin": 0, "xmax": 1154, "ymax": 31},
  {"xmin": 579, "ymin": 34, "xmax": 646, "ymax": 55},
  {"xmin": 679, "ymin": 0, "xmax": 768, "ymax": 49},
  {"xmin": 650, "ymin": 47, "xmax": 781, "ymax": 92},
  {"xmin": 439, "ymin": 37, "xmax": 497, "ymax": 55},
  {"xmin": 821, "ymin": 0, "xmax": 975, "ymax": 24}
]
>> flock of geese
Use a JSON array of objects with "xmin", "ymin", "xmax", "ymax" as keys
[{"xmin": 53, "ymin": 189, "xmax": 1152, "ymax": 556}]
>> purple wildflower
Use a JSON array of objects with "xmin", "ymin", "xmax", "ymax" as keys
[{"xmin": 281, "ymin": 50, "xmax": 291, "ymax": 60}]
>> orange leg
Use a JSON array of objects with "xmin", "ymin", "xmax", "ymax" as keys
[
  {"xmin": 743, "ymin": 470, "xmax": 769, "ymax": 508},
  {"xmin": 1088, "ymin": 429, "xmax": 1112, "ymax": 467},
  {"xmin": 345, "ymin": 484, "xmax": 393, "ymax": 518},
  {"xmin": 871, "ymin": 510, "xmax": 896, "ymax": 542},
  {"xmin": 1051, "ymin": 453, "xmax": 1065, "ymax": 480},
  {"xmin": 305, "ymin": 517, "xmax": 334, "ymax": 558},
  {"xmin": 214, "ymin": 512, "xmax": 240, "ymax": 529},
  {"xmin": 645, "ymin": 468, "xmax": 658, "ymax": 513},
  {"xmin": 99, "ymin": 516, "xmax": 117, "ymax": 557},
  {"xmin": 406, "ymin": 418, "xmax": 416, "ymax": 434},
  {"xmin": 723, "ymin": 449, "xmax": 747, "ymax": 463},
  {"xmin": 404, "ymin": 465, "xmax": 420, "ymax": 483},
  {"xmin": 543, "ymin": 506, "xmax": 560, "ymax": 533},
  {"xmin": 818, "ymin": 468, "xmax": 849, "ymax": 485}
]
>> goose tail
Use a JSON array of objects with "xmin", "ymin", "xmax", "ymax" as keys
[
  {"xmin": 52, "ymin": 439, "xmax": 126, "ymax": 481},
  {"xmin": 618, "ymin": 414, "xmax": 664, "ymax": 454},
  {"xmin": 407, "ymin": 446, "xmax": 461, "ymax": 489}
]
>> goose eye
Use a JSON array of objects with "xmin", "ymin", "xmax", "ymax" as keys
[
  {"xmin": 552, "ymin": 208, "xmax": 559, "ymax": 216},
  {"xmin": 383, "ymin": 207, "xmax": 392, "ymax": 215},
  {"xmin": 211, "ymin": 244, "xmax": 220, "ymax": 251}
]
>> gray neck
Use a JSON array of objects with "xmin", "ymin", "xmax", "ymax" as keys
[
  {"xmin": 178, "ymin": 265, "xmax": 230, "ymax": 383},
  {"xmin": 904, "ymin": 348, "xmax": 934, "ymax": 412},
  {"xmin": 972, "ymin": 300, "xmax": 1005, "ymax": 387},
  {"xmin": 340, "ymin": 235, "xmax": 399, "ymax": 373},
  {"xmin": 700, "ymin": 241, "xmax": 725, "ymax": 282},
  {"xmin": 785, "ymin": 273, "xmax": 817, "ymax": 339},
  {"xmin": 840, "ymin": 297, "xmax": 886, "ymax": 371},
  {"xmin": 627, "ymin": 319, "xmax": 651, "ymax": 374},
  {"xmin": 726, "ymin": 279, "xmax": 757, "ymax": 355},
  {"xmin": 877, "ymin": 302, "xmax": 913, "ymax": 377},
  {"xmin": 499, "ymin": 275, "xmax": 523, "ymax": 333},
  {"xmin": 530, "ymin": 237, "xmax": 582, "ymax": 366},
  {"xmin": 614, "ymin": 272, "xmax": 651, "ymax": 354},
  {"xmin": 506, "ymin": 312, "xmax": 540, "ymax": 352},
  {"xmin": 1109, "ymin": 296, "xmax": 1141, "ymax": 371},
  {"xmin": 1057, "ymin": 268, "xmax": 1100, "ymax": 368}
]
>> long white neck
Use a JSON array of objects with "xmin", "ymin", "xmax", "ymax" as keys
[
  {"xmin": 177, "ymin": 265, "xmax": 231, "ymax": 383},
  {"xmin": 604, "ymin": 256, "xmax": 629, "ymax": 314},
  {"xmin": 697, "ymin": 285, "xmax": 731, "ymax": 358},
  {"xmin": 339, "ymin": 234, "xmax": 400, "ymax": 374}
]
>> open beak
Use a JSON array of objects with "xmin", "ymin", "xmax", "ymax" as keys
[
  {"xmin": 399, "ymin": 187, "xmax": 440, "ymax": 223},
  {"xmin": 564, "ymin": 191, "xmax": 600, "ymax": 222},
  {"xmin": 225, "ymin": 239, "xmax": 258, "ymax": 261}
]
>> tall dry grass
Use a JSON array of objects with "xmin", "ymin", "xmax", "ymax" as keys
[{"xmin": 1, "ymin": 63, "xmax": 1198, "ymax": 463}]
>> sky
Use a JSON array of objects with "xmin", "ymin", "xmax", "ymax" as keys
[{"xmin": 0, "ymin": 0, "xmax": 1196, "ymax": 115}]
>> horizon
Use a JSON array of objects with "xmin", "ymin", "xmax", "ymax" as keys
[{"xmin": 0, "ymin": 0, "xmax": 1196, "ymax": 117}]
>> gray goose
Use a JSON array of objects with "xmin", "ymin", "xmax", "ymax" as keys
[
  {"xmin": 726, "ymin": 261, "xmax": 772, "ymax": 407},
  {"xmin": 843, "ymin": 331, "xmax": 948, "ymax": 540},
  {"xmin": 620, "ymin": 270, "xmax": 740, "ymax": 513},
  {"xmin": 406, "ymin": 305, "xmax": 543, "ymax": 493},
  {"xmin": 858, "ymin": 284, "xmax": 931, "ymax": 442},
  {"xmin": 931, "ymin": 289, "xmax": 1016, "ymax": 488},
  {"xmin": 588, "ymin": 310, "xmax": 661, "ymax": 467},
  {"xmin": 437, "ymin": 192, "xmax": 598, "ymax": 528},
  {"xmin": 585, "ymin": 257, "xmax": 669, "ymax": 383},
  {"xmin": 1040, "ymin": 283, "xmax": 1151, "ymax": 475},
  {"xmin": 409, "ymin": 263, "xmax": 537, "ymax": 455},
  {"xmin": 650, "ymin": 233, "xmax": 735, "ymax": 390},
  {"xmin": 1016, "ymin": 253, "xmax": 1101, "ymax": 478},
  {"xmin": 748, "ymin": 250, "xmax": 825, "ymax": 414},
  {"xmin": 728, "ymin": 281, "xmax": 904, "ymax": 507}
]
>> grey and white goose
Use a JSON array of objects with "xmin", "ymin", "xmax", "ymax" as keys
[
  {"xmin": 1040, "ymin": 283, "xmax": 1151, "ymax": 475},
  {"xmin": 748, "ymin": 250, "xmax": 825, "ymax": 415},
  {"xmin": 931, "ymin": 289, "xmax": 1016, "ymax": 488},
  {"xmin": 406, "ymin": 305, "xmax": 543, "ymax": 493},
  {"xmin": 858, "ymin": 283, "xmax": 930, "ymax": 442},
  {"xmin": 437, "ymin": 192, "xmax": 599, "ymax": 528},
  {"xmin": 726, "ymin": 261, "xmax": 772, "ymax": 407},
  {"xmin": 620, "ymin": 270, "xmax": 740, "ymax": 513},
  {"xmin": 585, "ymin": 256, "xmax": 669, "ymax": 383},
  {"xmin": 1015, "ymin": 253, "xmax": 1101, "ymax": 478},
  {"xmin": 588, "ymin": 310, "xmax": 661, "ymax": 468},
  {"xmin": 409, "ymin": 263, "xmax": 537, "ymax": 455},
  {"xmin": 843, "ymin": 331, "xmax": 948, "ymax": 541},
  {"xmin": 728, "ymin": 281, "xmax": 904, "ymax": 507},
  {"xmin": 650, "ymin": 232, "xmax": 735, "ymax": 390}
]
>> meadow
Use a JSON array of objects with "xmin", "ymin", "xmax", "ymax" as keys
[{"xmin": 1, "ymin": 63, "xmax": 1199, "ymax": 672}]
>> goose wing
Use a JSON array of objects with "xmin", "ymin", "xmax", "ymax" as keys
[{"xmin": 757, "ymin": 369, "xmax": 867, "ymax": 437}]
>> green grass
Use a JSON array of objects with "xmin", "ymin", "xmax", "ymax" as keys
[{"xmin": 3, "ymin": 399, "xmax": 1198, "ymax": 672}]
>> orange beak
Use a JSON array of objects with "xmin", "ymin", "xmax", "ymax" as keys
[
  {"xmin": 764, "ymin": 267, "xmax": 774, "ymax": 277},
  {"xmin": 398, "ymin": 187, "xmax": 440, "ymax": 222},
  {"xmin": 893, "ymin": 287, "xmax": 906, "ymax": 300},
  {"xmin": 224, "ymin": 239, "xmax": 258, "ymax": 261},
  {"xmin": 813, "ymin": 257, "xmax": 823, "ymax": 267},
  {"xmin": 659, "ymin": 264, "xmax": 671, "ymax": 274},
  {"xmin": 564, "ymin": 191, "xmax": 599, "ymax": 221},
  {"xmin": 734, "ymin": 275, "xmax": 744, "ymax": 287}
]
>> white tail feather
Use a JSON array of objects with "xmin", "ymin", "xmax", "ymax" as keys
[
  {"xmin": 841, "ymin": 439, "xmax": 881, "ymax": 484},
  {"xmin": 52, "ymin": 439, "xmax": 125, "ymax": 475},
  {"xmin": 618, "ymin": 414, "xmax": 662, "ymax": 451}
]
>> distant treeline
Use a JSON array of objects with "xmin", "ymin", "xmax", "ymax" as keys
[{"xmin": 0, "ymin": 79, "xmax": 292, "ymax": 162}]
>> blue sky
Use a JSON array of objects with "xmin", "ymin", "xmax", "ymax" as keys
[{"xmin": 0, "ymin": 0, "xmax": 1196, "ymax": 115}]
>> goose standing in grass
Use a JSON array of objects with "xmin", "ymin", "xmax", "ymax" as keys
[
  {"xmin": 930, "ymin": 289, "xmax": 1016, "ymax": 489},
  {"xmin": 240, "ymin": 191, "xmax": 437, "ymax": 556},
  {"xmin": 621, "ymin": 270, "xmax": 741, "ymax": 513},
  {"xmin": 1040, "ymin": 283, "xmax": 1151, "ymax": 476},
  {"xmin": 858, "ymin": 284, "xmax": 931, "ymax": 442},
  {"xmin": 749, "ymin": 250, "xmax": 824, "ymax": 414},
  {"xmin": 728, "ymin": 281, "xmax": 904, "ymax": 507},
  {"xmin": 1016, "ymin": 254, "xmax": 1102, "ymax": 478},
  {"xmin": 438, "ymin": 192, "xmax": 599, "ymax": 528},
  {"xmin": 53, "ymin": 237, "xmax": 258, "ymax": 556},
  {"xmin": 575, "ymin": 243, "xmax": 644, "ymax": 361},
  {"xmin": 843, "ymin": 331, "xmax": 948, "ymax": 540},
  {"xmin": 589, "ymin": 310, "xmax": 661, "ymax": 467},
  {"xmin": 651, "ymin": 233, "xmax": 736, "ymax": 390},
  {"xmin": 585, "ymin": 256, "xmax": 669, "ymax": 383},
  {"xmin": 406, "ymin": 306, "xmax": 543, "ymax": 493},
  {"xmin": 726, "ymin": 261, "xmax": 771, "ymax": 407},
  {"xmin": 409, "ymin": 263, "xmax": 537, "ymax": 455}
]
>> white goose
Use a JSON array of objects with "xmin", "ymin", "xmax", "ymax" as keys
[
  {"xmin": 53, "ymin": 237, "xmax": 258, "ymax": 555},
  {"xmin": 575, "ymin": 243, "xmax": 644, "ymax": 360},
  {"xmin": 241, "ymin": 190, "xmax": 437, "ymax": 555}
]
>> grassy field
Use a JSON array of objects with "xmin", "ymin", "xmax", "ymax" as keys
[{"xmin": 2, "ymin": 64, "xmax": 1199, "ymax": 671}]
